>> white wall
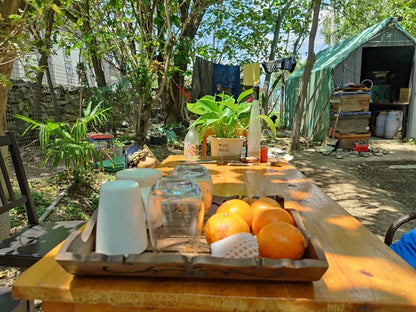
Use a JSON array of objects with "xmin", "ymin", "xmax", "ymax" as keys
[{"xmin": 11, "ymin": 47, "xmax": 120, "ymax": 87}]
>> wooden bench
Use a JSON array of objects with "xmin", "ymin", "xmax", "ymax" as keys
[{"xmin": 0, "ymin": 131, "xmax": 85, "ymax": 311}]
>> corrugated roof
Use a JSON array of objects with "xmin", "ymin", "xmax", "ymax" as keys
[
  {"xmin": 290, "ymin": 18, "xmax": 416, "ymax": 78},
  {"xmin": 284, "ymin": 17, "xmax": 416, "ymax": 141}
]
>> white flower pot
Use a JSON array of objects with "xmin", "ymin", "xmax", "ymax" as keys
[{"xmin": 210, "ymin": 137, "xmax": 244, "ymax": 160}]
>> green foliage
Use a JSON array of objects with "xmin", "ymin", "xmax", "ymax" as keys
[
  {"xmin": 85, "ymin": 84, "xmax": 133, "ymax": 132},
  {"xmin": 187, "ymin": 89, "xmax": 276, "ymax": 140},
  {"xmin": 195, "ymin": 0, "xmax": 311, "ymax": 64},
  {"xmin": 321, "ymin": 0, "xmax": 416, "ymax": 44},
  {"xmin": 14, "ymin": 102, "xmax": 111, "ymax": 186}
]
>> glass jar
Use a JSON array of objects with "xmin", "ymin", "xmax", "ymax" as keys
[
  {"xmin": 146, "ymin": 176, "xmax": 204, "ymax": 255},
  {"xmin": 170, "ymin": 164, "xmax": 213, "ymax": 215}
]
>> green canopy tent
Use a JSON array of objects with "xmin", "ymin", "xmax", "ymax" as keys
[{"xmin": 284, "ymin": 17, "xmax": 416, "ymax": 141}]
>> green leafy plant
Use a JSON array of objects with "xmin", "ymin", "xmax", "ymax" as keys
[
  {"xmin": 15, "ymin": 102, "xmax": 111, "ymax": 187},
  {"xmin": 186, "ymin": 89, "xmax": 276, "ymax": 140}
]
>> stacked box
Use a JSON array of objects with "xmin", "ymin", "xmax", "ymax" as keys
[
  {"xmin": 330, "ymin": 112, "xmax": 371, "ymax": 134},
  {"xmin": 330, "ymin": 91, "xmax": 371, "ymax": 112},
  {"xmin": 333, "ymin": 132, "xmax": 371, "ymax": 150},
  {"xmin": 330, "ymin": 91, "xmax": 371, "ymax": 150}
]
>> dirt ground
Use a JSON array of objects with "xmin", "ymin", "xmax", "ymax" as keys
[{"xmin": 288, "ymin": 138, "xmax": 416, "ymax": 241}]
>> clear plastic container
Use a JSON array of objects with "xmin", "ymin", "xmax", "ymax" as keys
[{"xmin": 184, "ymin": 126, "xmax": 199, "ymax": 160}]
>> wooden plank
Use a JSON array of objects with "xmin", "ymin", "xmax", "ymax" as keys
[{"xmin": 55, "ymin": 206, "xmax": 328, "ymax": 281}]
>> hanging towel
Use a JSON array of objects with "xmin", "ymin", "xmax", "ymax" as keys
[
  {"xmin": 191, "ymin": 56, "xmax": 214, "ymax": 101},
  {"xmin": 212, "ymin": 63, "xmax": 241, "ymax": 99},
  {"xmin": 262, "ymin": 56, "xmax": 297, "ymax": 74},
  {"xmin": 243, "ymin": 63, "xmax": 260, "ymax": 86}
]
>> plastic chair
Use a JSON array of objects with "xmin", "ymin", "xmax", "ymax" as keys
[
  {"xmin": 384, "ymin": 212, "xmax": 416, "ymax": 246},
  {"xmin": 0, "ymin": 131, "xmax": 85, "ymax": 268}
]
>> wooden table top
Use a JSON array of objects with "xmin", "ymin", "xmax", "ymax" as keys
[{"xmin": 12, "ymin": 155, "xmax": 416, "ymax": 311}]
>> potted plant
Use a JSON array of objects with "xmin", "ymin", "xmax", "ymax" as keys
[{"xmin": 186, "ymin": 89, "xmax": 276, "ymax": 160}]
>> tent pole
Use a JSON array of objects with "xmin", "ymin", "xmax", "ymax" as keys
[
  {"xmin": 309, "ymin": 89, "xmax": 335, "ymax": 140},
  {"xmin": 301, "ymin": 69, "xmax": 329, "ymax": 133}
]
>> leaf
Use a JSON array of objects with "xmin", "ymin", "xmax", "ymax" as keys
[
  {"xmin": 51, "ymin": 4, "xmax": 62, "ymax": 14},
  {"xmin": 8, "ymin": 14, "xmax": 22, "ymax": 20},
  {"xmin": 237, "ymin": 88, "xmax": 253, "ymax": 103}
]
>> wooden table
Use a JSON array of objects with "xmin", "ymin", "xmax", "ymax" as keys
[{"xmin": 12, "ymin": 155, "xmax": 416, "ymax": 311}]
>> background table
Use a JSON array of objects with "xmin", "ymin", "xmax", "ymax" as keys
[{"xmin": 12, "ymin": 155, "xmax": 416, "ymax": 311}]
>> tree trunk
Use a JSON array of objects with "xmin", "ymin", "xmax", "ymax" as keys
[
  {"xmin": 161, "ymin": 2, "xmax": 208, "ymax": 124},
  {"xmin": 262, "ymin": 0, "xmax": 295, "ymax": 115},
  {"xmin": 33, "ymin": 7, "xmax": 55, "ymax": 120},
  {"xmin": 289, "ymin": 0, "xmax": 321, "ymax": 154},
  {"xmin": 63, "ymin": 3, "xmax": 107, "ymax": 89},
  {"xmin": 0, "ymin": 0, "xmax": 25, "ymax": 240}
]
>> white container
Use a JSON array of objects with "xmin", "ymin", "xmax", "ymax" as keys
[
  {"xmin": 116, "ymin": 168, "xmax": 162, "ymax": 208},
  {"xmin": 384, "ymin": 111, "xmax": 401, "ymax": 139},
  {"xmin": 210, "ymin": 137, "xmax": 244, "ymax": 160},
  {"xmin": 375, "ymin": 111, "xmax": 387, "ymax": 138},
  {"xmin": 96, "ymin": 180, "xmax": 148, "ymax": 256},
  {"xmin": 247, "ymin": 86, "xmax": 261, "ymax": 160}
]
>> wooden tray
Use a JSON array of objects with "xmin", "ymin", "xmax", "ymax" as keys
[{"xmin": 55, "ymin": 196, "xmax": 328, "ymax": 281}]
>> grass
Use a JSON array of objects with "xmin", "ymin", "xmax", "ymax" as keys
[{"xmin": 9, "ymin": 170, "xmax": 114, "ymax": 229}]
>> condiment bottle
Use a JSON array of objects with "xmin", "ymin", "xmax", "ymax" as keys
[
  {"xmin": 184, "ymin": 124, "xmax": 199, "ymax": 160},
  {"xmin": 247, "ymin": 86, "xmax": 261, "ymax": 160}
]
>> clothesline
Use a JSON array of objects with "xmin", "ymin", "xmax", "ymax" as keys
[{"xmin": 190, "ymin": 55, "xmax": 296, "ymax": 102}]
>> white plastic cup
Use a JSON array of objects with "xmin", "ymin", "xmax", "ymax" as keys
[
  {"xmin": 115, "ymin": 168, "xmax": 163, "ymax": 209},
  {"xmin": 96, "ymin": 180, "xmax": 148, "ymax": 256}
]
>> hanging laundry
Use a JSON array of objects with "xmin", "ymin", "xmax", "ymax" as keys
[
  {"xmin": 262, "ymin": 56, "xmax": 297, "ymax": 74},
  {"xmin": 212, "ymin": 63, "xmax": 241, "ymax": 100},
  {"xmin": 191, "ymin": 56, "xmax": 214, "ymax": 101},
  {"xmin": 243, "ymin": 63, "xmax": 260, "ymax": 86}
]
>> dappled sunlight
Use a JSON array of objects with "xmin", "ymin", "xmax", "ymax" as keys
[
  {"xmin": 286, "ymin": 190, "xmax": 310, "ymax": 200},
  {"xmin": 284, "ymin": 200, "xmax": 313, "ymax": 212},
  {"xmin": 323, "ymin": 252, "xmax": 416, "ymax": 303},
  {"xmin": 325, "ymin": 215, "xmax": 362, "ymax": 230}
]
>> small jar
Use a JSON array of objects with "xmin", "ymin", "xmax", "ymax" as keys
[
  {"xmin": 146, "ymin": 176, "xmax": 204, "ymax": 255},
  {"xmin": 170, "ymin": 164, "xmax": 213, "ymax": 215}
]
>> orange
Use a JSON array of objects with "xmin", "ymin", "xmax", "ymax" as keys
[
  {"xmin": 216, "ymin": 199, "xmax": 253, "ymax": 227},
  {"xmin": 257, "ymin": 221, "xmax": 306, "ymax": 260},
  {"xmin": 251, "ymin": 208, "xmax": 295, "ymax": 235},
  {"xmin": 204, "ymin": 212, "xmax": 250, "ymax": 245},
  {"xmin": 250, "ymin": 196, "xmax": 282, "ymax": 219}
]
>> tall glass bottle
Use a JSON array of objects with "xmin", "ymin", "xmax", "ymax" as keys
[
  {"xmin": 247, "ymin": 86, "xmax": 261, "ymax": 160},
  {"xmin": 184, "ymin": 125, "xmax": 199, "ymax": 160}
]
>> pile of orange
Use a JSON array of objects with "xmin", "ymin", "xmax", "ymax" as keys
[{"xmin": 204, "ymin": 197, "xmax": 306, "ymax": 260}]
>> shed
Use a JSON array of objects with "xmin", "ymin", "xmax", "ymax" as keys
[{"xmin": 284, "ymin": 17, "xmax": 416, "ymax": 141}]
